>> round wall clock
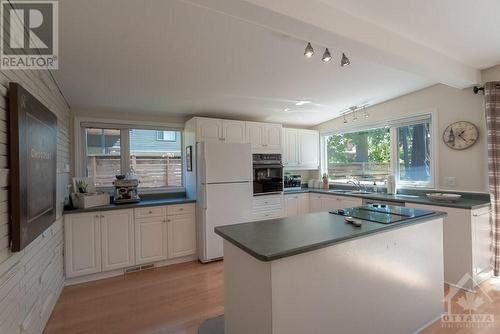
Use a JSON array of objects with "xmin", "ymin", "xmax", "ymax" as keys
[{"xmin": 443, "ymin": 121, "xmax": 479, "ymax": 150}]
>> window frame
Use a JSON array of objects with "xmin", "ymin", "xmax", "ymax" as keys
[
  {"xmin": 156, "ymin": 130, "xmax": 177, "ymax": 142},
  {"xmin": 320, "ymin": 111, "xmax": 438, "ymax": 189},
  {"xmin": 75, "ymin": 116, "xmax": 185, "ymax": 194}
]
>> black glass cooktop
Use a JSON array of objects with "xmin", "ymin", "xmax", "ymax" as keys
[{"xmin": 329, "ymin": 204, "xmax": 435, "ymax": 224}]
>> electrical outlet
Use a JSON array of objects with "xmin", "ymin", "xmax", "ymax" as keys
[{"xmin": 444, "ymin": 176, "xmax": 456, "ymax": 187}]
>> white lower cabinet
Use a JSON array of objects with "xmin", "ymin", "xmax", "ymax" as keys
[
  {"xmin": 167, "ymin": 213, "xmax": 196, "ymax": 258},
  {"xmin": 406, "ymin": 202, "xmax": 492, "ymax": 290},
  {"xmin": 64, "ymin": 204, "xmax": 196, "ymax": 280},
  {"xmin": 65, "ymin": 212, "xmax": 101, "ymax": 278},
  {"xmin": 251, "ymin": 194, "xmax": 284, "ymax": 221},
  {"xmin": 308, "ymin": 193, "xmax": 362, "ymax": 213},
  {"xmin": 284, "ymin": 193, "xmax": 310, "ymax": 217},
  {"xmin": 135, "ymin": 216, "xmax": 167, "ymax": 265},
  {"xmin": 101, "ymin": 210, "xmax": 135, "ymax": 271}
]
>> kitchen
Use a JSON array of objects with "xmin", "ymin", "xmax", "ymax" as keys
[{"xmin": 0, "ymin": 1, "xmax": 499, "ymax": 334}]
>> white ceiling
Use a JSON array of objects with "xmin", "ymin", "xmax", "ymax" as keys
[
  {"xmin": 54, "ymin": 0, "xmax": 495, "ymax": 126},
  {"xmin": 321, "ymin": 0, "xmax": 500, "ymax": 69}
]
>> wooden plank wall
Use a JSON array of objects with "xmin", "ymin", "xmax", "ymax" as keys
[{"xmin": 0, "ymin": 68, "xmax": 70, "ymax": 333}]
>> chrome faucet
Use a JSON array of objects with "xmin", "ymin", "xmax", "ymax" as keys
[{"xmin": 346, "ymin": 179, "xmax": 366, "ymax": 192}]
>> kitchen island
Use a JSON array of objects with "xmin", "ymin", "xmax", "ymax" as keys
[{"xmin": 214, "ymin": 206, "xmax": 446, "ymax": 334}]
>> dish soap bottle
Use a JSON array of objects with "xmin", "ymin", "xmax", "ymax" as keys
[
  {"xmin": 372, "ymin": 181, "xmax": 377, "ymax": 193},
  {"xmin": 322, "ymin": 173, "xmax": 329, "ymax": 190}
]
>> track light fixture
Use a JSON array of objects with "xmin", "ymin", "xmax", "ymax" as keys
[
  {"xmin": 341, "ymin": 53, "xmax": 350, "ymax": 67},
  {"xmin": 322, "ymin": 48, "xmax": 332, "ymax": 62},
  {"xmin": 304, "ymin": 42, "xmax": 314, "ymax": 58}
]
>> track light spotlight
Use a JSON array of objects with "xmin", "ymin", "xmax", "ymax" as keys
[
  {"xmin": 304, "ymin": 42, "xmax": 314, "ymax": 58},
  {"xmin": 341, "ymin": 53, "xmax": 350, "ymax": 67},
  {"xmin": 322, "ymin": 48, "xmax": 332, "ymax": 62}
]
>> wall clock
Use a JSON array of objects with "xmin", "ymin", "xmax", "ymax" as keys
[{"xmin": 442, "ymin": 121, "xmax": 479, "ymax": 150}]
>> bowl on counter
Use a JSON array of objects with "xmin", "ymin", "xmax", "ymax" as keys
[{"xmin": 426, "ymin": 193, "xmax": 462, "ymax": 202}]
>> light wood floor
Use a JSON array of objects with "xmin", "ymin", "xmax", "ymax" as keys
[{"xmin": 45, "ymin": 261, "xmax": 500, "ymax": 334}]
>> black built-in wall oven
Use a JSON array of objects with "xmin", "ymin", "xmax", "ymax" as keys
[{"xmin": 252, "ymin": 154, "xmax": 283, "ymax": 195}]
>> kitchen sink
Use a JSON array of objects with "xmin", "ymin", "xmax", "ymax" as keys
[
  {"xmin": 328, "ymin": 189, "xmax": 352, "ymax": 193},
  {"xmin": 347, "ymin": 191, "xmax": 375, "ymax": 195}
]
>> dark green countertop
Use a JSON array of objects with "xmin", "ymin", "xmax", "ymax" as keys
[
  {"xmin": 63, "ymin": 193, "xmax": 196, "ymax": 214},
  {"xmin": 284, "ymin": 188, "xmax": 490, "ymax": 210},
  {"xmin": 215, "ymin": 210, "xmax": 446, "ymax": 262}
]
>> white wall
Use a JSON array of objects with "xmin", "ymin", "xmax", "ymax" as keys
[
  {"xmin": 314, "ymin": 84, "xmax": 488, "ymax": 192},
  {"xmin": 0, "ymin": 70, "xmax": 70, "ymax": 333}
]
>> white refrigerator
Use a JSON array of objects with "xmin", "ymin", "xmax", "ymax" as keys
[{"xmin": 196, "ymin": 142, "xmax": 253, "ymax": 262}]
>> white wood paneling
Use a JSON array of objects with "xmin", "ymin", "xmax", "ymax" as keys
[{"xmin": 0, "ymin": 66, "xmax": 69, "ymax": 334}]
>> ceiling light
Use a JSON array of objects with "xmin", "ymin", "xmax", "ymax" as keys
[
  {"xmin": 284, "ymin": 108, "xmax": 291, "ymax": 112},
  {"xmin": 322, "ymin": 48, "xmax": 332, "ymax": 62},
  {"xmin": 295, "ymin": 100, "xmax": 311, "ymax": 106},
  {"xmin": 341, "ymin": 53, "xmax": 350, "ymax": 67},
  {"xmin": 304, "ymin": 42, "xmax": 314, "ymax": 58}
]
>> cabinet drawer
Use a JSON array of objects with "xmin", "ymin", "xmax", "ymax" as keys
[
  {"xmin": 251, "ymin": 209, "xmax": 282, "ymax": 221},
  {"xmin": 167, "ymin": 203, "xmax": 195, "ymax": 216},
  {"xmin": 134, "ymin": 206, "xmax": 166, "ymax": 219},
  {"xmin": 253, "ymin": 195, "xmax": 282, "ymax": 209}
]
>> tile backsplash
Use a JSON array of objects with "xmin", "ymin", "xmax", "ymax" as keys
[{"xmin": 284, "ymin": 169, "xmax": 320, "ymax": 184}]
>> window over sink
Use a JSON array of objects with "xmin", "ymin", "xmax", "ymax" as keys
[{"xmin": 321, "ymin": 114, "xmax": 435, "ymax": 188}]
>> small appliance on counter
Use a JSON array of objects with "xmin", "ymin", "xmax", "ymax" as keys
[
  {"xmin": 113, "ymin": 173, "xmax": 140, "ymax": 204},
  {"xmin": 284, "ymin": 174, "xmax": 302, "ymax": 191}
]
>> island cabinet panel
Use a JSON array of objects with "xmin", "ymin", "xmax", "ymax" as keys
[
  {"xmin": 65, "ymin": 212, "xmax": 102, "ymax": 278},
  {"xmin": 406, "ymin": 202, "xmax": 492, "ymax": 290},
  {"xmin": 101, "ymin": 210, "xmax": 135, "ymax": 271},
  {"xmin": 167, "ymin": 213, "xmax": 196, "ymax": 258},
  {"xmin": 135, "ymin": 216, "xmax": 167, "ymax": 264}
]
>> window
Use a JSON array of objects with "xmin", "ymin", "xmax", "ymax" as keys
[
  {"xmin": 156, "ymin": 130, "xmax": 177, "ymax": 141},
  {"xmin": 324, "ymin": 128, "xmax": 390, "ymax": 183},
  {"xmin": 396, "ymin": 121, "xmax": 432, "ymax": 185},
  {"xmin": 86, "ymin": 128, "xmax": 121, "ymax": 187},
  {"xmin": 82, "ymin": 125, "xmax": 183, "ymax": 190},
  {"xmin": 322, "ymin": 115, "xmax": 434, "ymax": 188},
  {"xmin": 130, "ymin": 129, "xmax": 182, "ymax": 188}
]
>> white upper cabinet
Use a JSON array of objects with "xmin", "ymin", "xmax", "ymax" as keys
[
  {"xmin": 283, "ymin": 128, "xmax": 298, "ymax": 166},
  {"xmin": 283, "ymin": 128, "xmax": 319, "ymax": 169},
  {"xmin": 299, "ymin": 130, "xmax": 320, "ymax": 168},
  {"xmin": 196, "ymin": 117, "xmax": 223, "ymax": 142},
  {"xmin": 246, "ymin": 121, "xmax": 282, "ymax": 153},
  {"xmin": 222, "ymin": 120, "xmax": 246, "ymax": 143}
]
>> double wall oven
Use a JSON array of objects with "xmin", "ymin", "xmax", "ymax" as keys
[{"xmin": 252, "ymin": 154, "xmax": 283, "ymax": 195}]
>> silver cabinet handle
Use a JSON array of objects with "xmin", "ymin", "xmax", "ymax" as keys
[
  {"xmin": 179, "ymin": 208, "xmax": 184, "ymax": 211},
  {"xmin": 95, "ymin": 214, "xmax": 99, "ymax": 219},
  {"xmin": 149, "ymin": 210, "xmax": 153, "ymax": 214}
]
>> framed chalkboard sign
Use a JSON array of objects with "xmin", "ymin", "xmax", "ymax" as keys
[{"xmin": 9, "ymin": 83, "xmax": 57, "ymax": 252}]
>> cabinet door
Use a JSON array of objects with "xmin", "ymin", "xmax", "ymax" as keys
[
  {"xmin": 283, "ymin": 128, "xmax": 298, "ymax": 166},
  {"xmin": 298, "ymin": 194, "xmax": 310, "ymax": 215},
  {"xmin": 321, "ymin": 195, "xmax": 341, "ymax": 212},
  {"xmin": 65, "ymin": 212, "xmax": 101, "ymax": 278},
  {"xmin": 285, "ymin": 195, "xmax": 299, "ymax": 217},
  {"xmin": 472, "ymin": 208, "xmax": 493, "ymax": 282},
  {"xmin": 299, "ymin": 130, "xmax": 319, "ymax": 168},
  {"xmin": 340, "ymin": 197, "xmax": 363, "ymax": 209},
  {"xmin": 246, "ymin": 122, "xmax": 266, "ymax": 149},
  {"xmin": 167, "ymin": 213, "xmax": 196, "ymax": 258},
  {"xmin": 309, "ymin": 194, "xmax": 323, "ymax": 212},
  {"xmin": 196, "ymin": 118, "xmax": 223, "ymax": 142},
  {"xmin": 265, "ymin": 123, "xmax": 283, "ymax": 151},
  {"xmin": 135, "ymin": 217, "xmax": 167, "ymax": 264},
  {"xmin": 101, "ymin": 209, "xmax": 135, "ymax": 271},
  {"xmin": 222, "ymin": 120, "xmax": 246, "ymax": 143}
]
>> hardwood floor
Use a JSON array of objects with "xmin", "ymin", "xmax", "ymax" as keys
[
  {"xmin": 45, "ymin": 261, "xmax": 500, "ymax": 334},
  {"xmin": 44, "ymin": 261, "xmax": 224, "ymax": 334}
]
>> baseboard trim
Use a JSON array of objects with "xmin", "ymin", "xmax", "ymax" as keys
[{"xmin": 65, "ymin": 254, "xmax": 198, "ymax": 286}]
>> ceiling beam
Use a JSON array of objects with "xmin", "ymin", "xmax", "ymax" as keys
[{"xmin": 182, "ymin": 0, "xmax": 480, "ymax": 88}]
